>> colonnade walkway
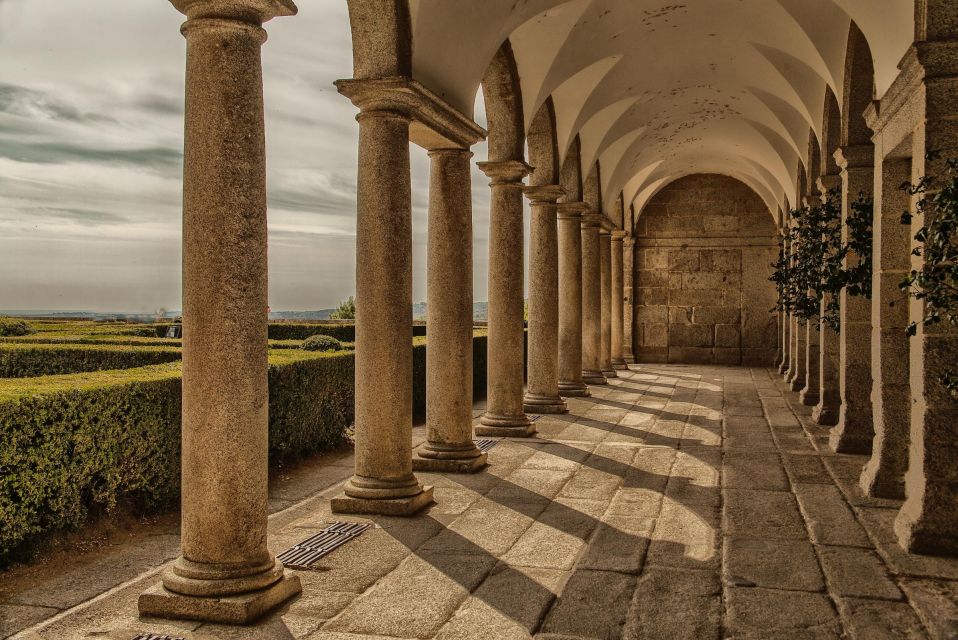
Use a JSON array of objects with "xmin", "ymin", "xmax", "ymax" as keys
[{"xmin": 6, "ymin": 366, "xmax": 958, "ymax": 639}]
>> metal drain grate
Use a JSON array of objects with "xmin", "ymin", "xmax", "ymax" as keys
[
  {"xmin": 277, "ymin": 521, "xmax": 371, "ymax": 570},
  {"xmin": 528, "ymin": 415, "xmax": 541, "ymax": 422},
  {"xmin": 473, "ymin": 438, "xmax": 500, "ymax": 452},
  {"xmin": 133, "ymin": 635, "xmax": 184, "ymax": 640}
]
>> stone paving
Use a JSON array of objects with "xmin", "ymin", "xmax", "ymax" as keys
[{"xmin": 6, "ymin": 365, "xmax": 958, "ymax": 639}]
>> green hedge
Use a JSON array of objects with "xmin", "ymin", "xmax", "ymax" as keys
[
  {"xmin": 0, "ymin": 334, "xmax": 489, "ymax": 566},
  {"xmin": 266, "ymin": 323, "xmax": 428, "ymax": 342},
  {"xmin": 411, "ymin": 334, "xmax": 488, "ymax": 419},
  {"xmin": 0, "ymin": 344, "xmax": 182, "ymax": 378}
]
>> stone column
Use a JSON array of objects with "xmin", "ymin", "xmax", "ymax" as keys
[
  {"xmin": 814, "ymin": 177, "xmax": 842, "ymax": 424},
  {"xmin": 611, "ymin": 231, "xmax": 628, "ymax": 369},
  {"xmin": 139, "ymin": 0, "xmax": 302, "ymax": 623},
  {"xmin": 789, "ymin": 318, "xmax": 807, "ymax": 391},
  {"xmin": 523, "ymin": 185, "xmax": 568, "ymax": 414},
  {"xmin": 778, "ymin": 233, "xmax": 791, "ymax": 375},
  {"xmin": 581, "ymin": 214, "xmax": 607, "ymax": 384},
  {"xmin": 414, "ymin": 149, "xmax": 486, "ymax": 472},
  {"xmin": 557, "ymin": 203, "xmax": 590, "ymax": 397},
  {"xmin": 599, "ymin": 226, "xmax": 617, "ymax": 378},
  {"xmin": 330, "ymin": 105, "xmax": 432, "ymax": 515},
  {"xmin": 895, "ymin": 42, "xmax": 958, "ymax": 555},
  {"xmin": 859, "ymin": 155, "xmax": 912, "ymax": 500},
  {"xmin": 800, "ymin": 190, "xmax": 822, "ymax": 406},
  {"xmin": 477, "ymin": 161, "xmax": 535, "ymax": 437},
  {"xmin": 831, "ymin": 145, "xmax": 875, "ymax": 453},
  {"xmin": 623, "ymin": 237, "xmax": 636, "ymax": 364}
]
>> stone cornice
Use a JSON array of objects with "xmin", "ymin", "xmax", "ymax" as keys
[
  {"xmin": 171, "ymin": 0, "xmax": 297, "ymax": 23},
  {"xmin": 523, "ymin": 184, "xmax": 565, "ymax": 204},
  {"xmin": 477, "ymin": 160, "xmax": 532, "ymax": 184},
  {"xmin": 581, "ymin": 212, "xmax": 603, "ymax": 229},
  {"xmin": 835, "ymin": 145, "xmax": 874, "ymax": 171},
  {"xmin": 611, "ymin": 230, "xmax": 628, "ymax": 241},
  {"xmin": 336, "ymin": 76, "xmax": 487, "ymax": 150}
]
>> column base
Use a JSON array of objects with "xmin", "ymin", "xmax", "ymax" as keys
[
  {"xmin": 829, "ymin": 428, "xmax": 872, "ymax": 455},
  {"xmin": 558, "ymin": 380, "xmax": 591, "ymax": 397},
  {"xmin": 475, "ymin": 422, "xmax": 537, "ymax": 438},
  {"xmin": 601, "ymin": 367, "xmax": 618, "ymax": 378},
  {"xmin": 812, "ymin": 403, "xmax": 839, "ymax": 426},
  {"xmin": 612, "ymin": 358, "xmax": 629, "ymax": 371},
  {"xmin": 413, "ymin": 451, "xmax": 487, "ymax": 473},
  {"xmin": 895, "ymin": 508, "xmax": 958, "ymax": 557},
  {"xmin": 859, "ymin": 462, "xmax": 906, "ymax": 501},
  {"xmin": 583, "ymin": 370, "xmax": 608, "ymax": 385},
  {"xmin": 624, "ymin": 355, "xmax": 636, "ymax": 364},
  {"xmin": 138, "ymin": 572, "xmax": 301, "ymax": 625},
  {"xmin": 778, "ymin": 361, "xmax": 789, "ymax": 374},
  {"xmin": 789, "ymin": 376, "xmax": 805, "ymax": 392},
  {"xmin": 799, "ymin": 388, "xmax": 819, "ymax": 406},
  {"xmin": 331, "ymin": 485, "xmax": 434, "ymax": 517},
  {"xmin": 480, "ymin": 411, "xmax": 533, "ymax": 429},
  {"xmin": 522, "ymin": 392, "xmax": 568, "ymax": 414}
]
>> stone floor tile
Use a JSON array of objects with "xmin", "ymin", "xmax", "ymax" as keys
[
  {"xmin": 724, "ymin": 537, "xmax": 825, "ymax": 592},
  {"xmin": 435, "ymin": 565, "xmax": 566, "ymax": 640},
  {"xmin": 607, "ymin": 487, "xmax": 665, "ymax": 518},
  {"xmin": 783, "ymin": 454, "xmax": 833, "ymax": 484},
  {"xmin": 623, "ymin": 566, "xmax": 721, "ymax": 640},
  {"xmin": 646, "ymin": 498, "xmax": 720, "ymax": 570},
  {"xmin": 557, "ymin": 466, "xmax": 623, "ymax": 501},
  {"xmin": 538, "ymin": 570, "xmax": 635, "ymax": 639},
  {"xmin": 725, "ymin": 587, "xmax": 842, "ymax": 638},
  {"xmin": 793, "ymin": 483, "xmax": 872, "ymax": 547},
  {"xmin": 577, "ymin": 515, "xmax": 654, "ymax": 574},
  {"xmin": 305, "ymin": 526, "xmax": 424, "ymax": 594},
  {"xmin": 723, "ymin": 452, "xmax": 789, "ymax": 491},
  {"xmin": 857, "ymin": 508, "xmax": 958, "ymax": 581},
  {"xmin": 502, "ymin": 500, "xmax": 599, "ymax": 570},
  {"xmin": 322, "ymin": 552, "xmax": 497, "ymax": 638},
  {"xmin": 0, "ymin": 604, "xmax": 60, "ymax": 639},
  {"xmin": 420, "ymin": 498, "xmax": 539, "ymax": 556},
  {"xmin": 900, "ymin": 579, "xmax": 958, "ymax": 640},
  {"xmin": 723, "ymin": 488, "xmax": 807, "ymax": 540},
  {"xmin": 486, "ymin": 468, "xmax": 574, "ymax": 506},
  {"xmin": 818, "ymin": 546, "xmax": 903, "ymax": 600},
  {"xmin": 835, "ymin": 597, "xmax": 929, "ymax": 640}
]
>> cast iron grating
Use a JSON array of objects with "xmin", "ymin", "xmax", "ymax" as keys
[
  {"xmin": 529, "ymin": 415, "xmax": 541, "ymax": 422},
  {"xmin": 133, "ymin": 635, "xmax": 185, "ymax": 640},
  {"xmin": 473, "ymin": 438, "xmax": 500, "ymax": 452},
  {"xmin": 277, "ymin": 521, "xmax": 371, "ymax": 570}
]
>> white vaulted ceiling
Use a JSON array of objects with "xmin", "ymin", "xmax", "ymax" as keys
[{"xmin": 406, "ymin": 0, "xmax": 913, "ymax": 222}]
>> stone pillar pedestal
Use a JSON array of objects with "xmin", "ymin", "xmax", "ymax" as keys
[
  {"xmin": 330, "ymin": 101, "xmax": 432, "ymax": 516},
  {"xmin": 831, "ymin": 145, "xmax": 875, "ymax": 453},
  {"xmin": 611, "ymin": 231, "xmax": 627, "ymax": 369},
  {"xmin": 523, "ymin": 185, "xmax": 568, "ymax": 415},
  {"xmin": 557, "ymin": 203, "xmax": 590, "ymax": 398},
  {"xmin": 599, "ymin": 226, "xmax": 617, "ymax": 378},
  {"xmin": 477, "ymin": 161, "xmax": 535, "ymax": 437},
  {"xmin": 623, "ymin": 237, "xmax": 636, "ymax": 365},
  {"xmin": 581, "ymin": 214, "xmax": 607, "ymax": 384},
  {"xmin": 139, "ymin": 0, "xmax": 302, "ymax": 624},
  {"xmin": 415, "ymin": 149, "xmax": 486, "ymax": 473},
  {"xmin": 800, "ymin": 318, "xmax": 821, "ymax": 405},
  {"xmin": 789, "ymin": 318, "xmax": 808, "ymax": 391}
]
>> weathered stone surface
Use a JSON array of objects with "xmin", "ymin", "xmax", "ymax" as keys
[
  {"xmin": 836, "ymin": 597, "xmax": 928, "ymax": 640},
  {"xmin": 724, "ymin": 537, "xmax": 825, "ymax": 591},
  {"xmin": 793, "ymin": 483, "xmax": 871, "ymax": 547},
  {"xmin": 726, "ymin": 587, "xmax": 842, "ymax": 637},
  {"xmin": 724, "ymin": 488, "xmax": 807, "ymax": 540},
  {"xmin": 818, "ymin": 546, "xmax": 902, "ymax": 599},
  {"xmin": 624, "ymin": 566, "xmax": 721, "ymax": 640},
  {"xmin": 539, "ymin": 570, "xmax": 635, "ymax": 639}
]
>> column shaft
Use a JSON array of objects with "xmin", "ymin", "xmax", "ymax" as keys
[
  {"xmin": 581, "ymin": 215, "xmax": 606, "ymax": 384},
  {"xmin": 611, "ymin": 232, "xmax": 627, "ymax": 369},
  {"xmin": 478, "ymin": 161, "xmax": 534, "ymax": 435},
  {"xmin": 623, "ymin": 238, "xmax": 636, "ymax": 364},
  {"xmin": 141, "ymin": 1, "xmax": 301, "ymax": 623},
  {"xmin": 600, "ymin": 229, "xmax": 616, "ymax": 378},
  {"xmin": 416, "ymin": 149, "xmax": 485, "ymax": 472},
  {"xmin": 332, "ymin": 108, "xmax": 432, "ymax": 515},
  {"xmin": 557, "ymin": 204, "xmax": 589, "ymax": 397},
  {"xmin": 523, "ymin": 186, "xmax": 568, "ymax": 414}
]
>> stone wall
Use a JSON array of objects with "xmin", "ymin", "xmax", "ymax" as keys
[{"xmin": 632, "ymin": 174, "xmax": 779, "ymax": 365}]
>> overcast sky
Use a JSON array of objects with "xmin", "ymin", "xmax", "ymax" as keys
[{"xmin": 0, "ymin": 0, "xmax": 506, "ymax": 313}]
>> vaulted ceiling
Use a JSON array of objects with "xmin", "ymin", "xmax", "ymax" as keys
[{"xmin": 405, "ymin": 0, "xmax": 913, "ymax": 221}]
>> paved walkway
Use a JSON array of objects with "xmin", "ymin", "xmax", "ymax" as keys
[{"xmin": 5, "ymin": 366, "xmax": 958, "ymax": 639}]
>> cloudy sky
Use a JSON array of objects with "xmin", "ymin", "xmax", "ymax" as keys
[{"xmin": 0, "ymin": 0, "xmax": 506, "ymax": 313}]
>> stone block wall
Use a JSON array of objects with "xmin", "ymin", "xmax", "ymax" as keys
[{"xmin": 632, "ymin": 174, "xmax": 779, "ymax": 365}]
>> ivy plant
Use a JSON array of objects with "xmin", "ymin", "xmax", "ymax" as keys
[{"xmin": 900, "ymin": 156, "xmax": 958, "ymax": 397}]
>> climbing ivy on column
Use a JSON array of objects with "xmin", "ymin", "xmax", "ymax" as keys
[{"xmin": 901, "ymin": 156, "xmax": 958, "ymax": 396}]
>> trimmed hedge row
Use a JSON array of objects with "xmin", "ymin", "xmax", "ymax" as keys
[
  {"xmin": 266, "ymin": 323, "xmax": 428, "ymax": 342},
  {"xmin": 0, "ymin": 334, "xmax": 489, "ymax": 566},
  {"xmin": 0, "ymin": 344, "xmax": 182, "ymax": 378}
]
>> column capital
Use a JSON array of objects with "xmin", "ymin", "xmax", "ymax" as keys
[
  {"xmin": 581, "ymin": 212, "xmax": 603, "ymax": 229},
  {"xmin": 623, "ymin": 236, "xmax": 636, "ymax": 249},
  {"xmin": 336, "ymin": 76, "xmax": 487, "ymax": 150},
  {"xmin": 557, "ymin": 201, "xmax": 590, "ymax": 219},
  {"xmin": 835, "ymin": 144, "xmax": 874, "ymax": 171},
  {"xmin": 816, "ymin": 173, "xmax": 842, "ymax": 195},
  {"xmin": 524, "ymin": 184, "xmax": 565, "ymax": 204},
  {"xmin": 171, "ymin": 0, "xmax": 297, "ymax": 23},
  {"xmin": 477, "ymin": 160, "xmax": 532, "ymax": 184},
  {"xmin": 611, "ymin": 230, "xmax": 628, "ymax": 241}
]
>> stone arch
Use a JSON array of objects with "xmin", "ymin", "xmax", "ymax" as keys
[
  {"xmin": 584, "ymin": 162, "xmax": 602, "ymax": 213},
  {"xmin": 481, "ymin": 40, "xmax": 525, "ymax": 164},
  {"xmin": 560, "ymin": 135, "xmax": 583, "ymax": 202},
  {"xmin": 806, "ymin": 129, "xmax": 822, "ymax": 197},
  {"xmin": 821, "ymin": 90, "xmax": 843, "ymax": 178},
  {"xmin": 528, "ymin": 97, "xmax": 560, "ymax": 187},
  {"xmin": 345, "ymin": 0, "xmax": 412, "ymax": 79},
  {"xmin": 842, "ymin": 23, "xmax": 875, "ymax": 148}
]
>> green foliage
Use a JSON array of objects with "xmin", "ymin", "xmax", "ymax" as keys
[
  {"xmin": 267, "ymin": 323, "xmax": 355, "ymax": 341},
  {"xmin": 841, "ymin": 194, "xmax": 875, "ymax": 300},
  {"xmin": 0, "ymin": 344, "xmax": 182, "ymax": 378},
  {"xmin": 0, "ymin": 317, "xmax": 35, "ymax": 337},
  {"xmin": 900, "ymin": 156, "xmax": 958, "ymax": 396},
  {"xmin": 301, "ymin": 334, "xmax": 344, "ymax": 352},
  {"xmin": 330, "ymin": 296, "xmax": 356, "ymax": 320},
  {"xmin": 771, "ymin": 189, "xmax": 843, "ymax": 327}
]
